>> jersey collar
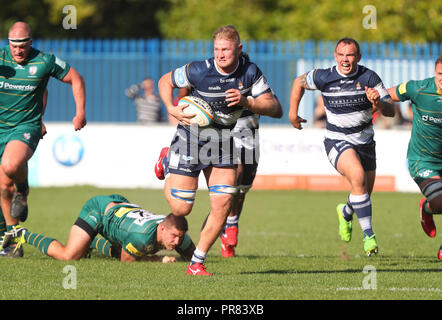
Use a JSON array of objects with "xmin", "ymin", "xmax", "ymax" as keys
[
  {"xmin": 214, "ymin": 59, "xmax": 239, "ymax": 76},
  {"xmin": 335, "ymin": 65, "xmax": 359, "ymax": 78}
]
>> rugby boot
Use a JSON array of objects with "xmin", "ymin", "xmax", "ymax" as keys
[
  {"xmin": 154, "ymin": 147, "xmax": 169, "ymax": 180},
  {"xmin": 363, "ymin": 234, "xmax": 378, "ymax": 256},
  {"xmin": 438, "ymin": 245, "xmax": 442, "ymax": 260},
  {"xmin": 221, "ymin": 242, "xmax": 235, "ymax": 258},
  {"xmin": 337, "ymin": 204, "xmax": 352, "ymax": 242},
  {"xmin": 220, "ymin": 226, "xmax": 238, "ymax": 258},
  {"xmin": 0, "ymin": 243, "xmax": 24, "ymax": 258},
  {"xmin": 0, "ymin": 225, "xmax": 26, "ymax": 258},
  {"xmin": 419, "ymin": 198, "xmax": 436, "ymax": 238},
  {"xmin": 221, "ymin": 226, "xmax": 238, "ymax": 247},
  {"xmin": 186, "ymin": 263, "xmax": 212, "ymax": 276},
  {"xmin": 10, "ymin": 191, "xmax": 28, "ymax": 222}
]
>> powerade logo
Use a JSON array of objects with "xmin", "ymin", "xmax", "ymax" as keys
[{"xmin": 52, "ymin": 134, "xmax": 84, "ymax": 166}]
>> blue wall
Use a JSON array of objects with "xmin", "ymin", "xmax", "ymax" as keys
[{"xmin": 2, "ymin": 39, "xmax": 439, "ymax": 125}]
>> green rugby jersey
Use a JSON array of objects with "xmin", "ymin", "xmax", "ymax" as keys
[
  {"xmin": 0, "ymin": 45, "xmax": 70, "ymax": 129},
  {"xmin": 102, "ymin": 204, "xmax": 192, "ymax": 258},
  {"xmin": 396, "ymin": 77, "xmax": 442, "ymax": 163}
]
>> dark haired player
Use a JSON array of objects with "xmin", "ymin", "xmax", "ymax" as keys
[{"xmin": 289, "ymin": 37, "xmax": 395, "ymax": 256}]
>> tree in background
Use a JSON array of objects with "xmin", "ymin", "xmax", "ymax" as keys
[
  {"xmin": 0, "ymin": 0, "xmax": 439, "ymax": 42},
  {"xmin": 157, "ymin": 0, "xmax": 441, "ymax": 42},
  {"xmin": 0, "ymin": 0, "xmax": 168, "ymax": 39}
]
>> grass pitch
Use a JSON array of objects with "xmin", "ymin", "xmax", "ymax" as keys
[{"xmin": 0, "ymin": 186, "xmax": 441, "ymax": 300}]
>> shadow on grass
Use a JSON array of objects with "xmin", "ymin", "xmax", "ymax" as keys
[
  {"xmin": 240, "ymin": 268, "xmax": 442, "ymax": 275},
  {"xmin": 233, "ymin": 254, "xmax": 442, "ymax": 275}
]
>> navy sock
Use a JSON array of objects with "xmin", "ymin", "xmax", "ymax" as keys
[{"xmin": 349, "ymin": 193, "xmax": 374, "ymax": 237}]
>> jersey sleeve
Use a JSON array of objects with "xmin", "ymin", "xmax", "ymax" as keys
[
  {"xmin": 395, "ymin": 80, "xmax": 416, "ymax": 102},
  {"xmin": 368, "ymin": 71, "xmax": 390, "ymax": 100},
  {"xmin": 305, "ymin": 69, "xmax": 326, "ymax": 90},
  {"xmin": 47, "ymin": 54, "xmax": 71, "ymax": 80},
  {"xmin": 248, "ymin": 64, "xmax": 271, "ymax": 98},
  {"xmin": 171, "ymin": 63, "xmax": 191, "ymax": 88},
  {"xmin": 171, "ymin": 61, "xmax": 204, "ymax": 89},
  {"xmin": 122, "ymin": 234, "xmax": 145, "ymax": 258}
]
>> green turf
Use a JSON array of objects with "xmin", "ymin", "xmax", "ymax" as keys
[{"xmin": 0, "ymin": 186, "xmax": 441, "ymax": 300}]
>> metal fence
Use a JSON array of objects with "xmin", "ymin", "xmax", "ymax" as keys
[{"xmin": 2, "ymin": 39, "xmax": 440, "ymax": 125}]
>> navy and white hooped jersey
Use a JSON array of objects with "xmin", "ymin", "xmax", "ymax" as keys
[
  {"xmin": 305, "ymin": 65, "xmax": 390, "ymax": 145},
  {"xmin": 171, "ymin": 55, "xmax": 271, "ymax": 130}
]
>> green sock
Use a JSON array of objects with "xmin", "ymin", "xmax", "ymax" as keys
[
  {"xmin": 91, "ymin": 237, "xmax": 113, "ymax": 257},
  {"xmin": 6, "ymin": 224, "xmax": 18, "ymax": 232},
  {"xmin": 422, "ymin": 200, "xmax": 433, "ymax": 216},
  {"xmin": 24, "ymin": 231, "xmax": 55, "ymax": 255}
]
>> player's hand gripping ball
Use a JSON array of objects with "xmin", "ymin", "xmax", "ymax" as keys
[{"xmin": 178, "ymin": 96, "xmax": 214, "ymax": 127}]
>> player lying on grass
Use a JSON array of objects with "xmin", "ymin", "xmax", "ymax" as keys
[{"xmin": 0, "ymin": 194, "xmax": 195, "ymax": 262}]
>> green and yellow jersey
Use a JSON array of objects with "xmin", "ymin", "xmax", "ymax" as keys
[
  {"xmin": 101, "ymin": 203, "xmax": 192, "ymax": 259},
  {"xmin": 396, "ymin": 77, "xmax": 442, "ymax": 163},
  {"xmin": 0, "ymin": 45, "xmax": 70, "ymax": 130}
]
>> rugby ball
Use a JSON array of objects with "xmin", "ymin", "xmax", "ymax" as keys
[{"xmin": 178, "ymin": 96, "xmax": 214, "ymax": 127}]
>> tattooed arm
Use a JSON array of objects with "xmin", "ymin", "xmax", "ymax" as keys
[{"xmin": 289, "ymin": 72, "xmax": 314, "ymax": 130}]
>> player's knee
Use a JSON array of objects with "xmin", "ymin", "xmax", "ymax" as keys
[
  {"xmin": 423, "ymin": 180, "xmax": 442, "ymax": 213},
  {"xmin": 170, "ymin": 206, "xmax": 192, "ymax": 217},
  {"xmin": 60, "ymin": 251, "xmax": 83, "ymax": 261},
  {"xmin": 209, "ymin": 184, "xmax": 238, "ymax": 213},
  {"xmin": 1, "ymin": 159, "xmax": 24, "ymax": 179}
]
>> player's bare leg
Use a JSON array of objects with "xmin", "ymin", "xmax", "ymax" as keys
[
  {"xmin": 336, "ymin": 148, "xmax": 378, "ymax": 256},
  {"xmin": 47, "ymin": 225, "xmax": 92, "ymax": 260},
  {"xmin": 0, "ymin": 167, "xmax": 17, "ymax": 228},
  {"xmin": 164, "ymin": 173, "xmax": 198, "ymax": 217},
  {"xmin": 185, "ymin": 167, "xmax": 236, "ymax": 275},
  {"xmin": 1, "ymin": 141, "xmax": 33, "ymax": 223},
  {"xmin": 221, "ymin": 164, "xmax": 244, "ymax": 257}
]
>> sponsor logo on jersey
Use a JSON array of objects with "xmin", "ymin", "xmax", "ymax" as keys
[
  {"xmin": 29, "ymin": 66, "xmax": 37, "ymax": 75},
  {"xmin": 182, "ymin": 155, "xmax": 194, "ymax": 162},
  {"xmin": 0, "ymin": 81, "xmax": 36, "ymax": 91},
  {"xmin": 398, "ymin": 82, "xmax": 407, "ymax": 95},
  {"xmin": 220, "ymin": 78, "xmax": 234, "ymax": 83},
  {"xmin": 418, "ymin": 169, "xmax": 434, "ymax": 178},
  {"xmin": 175, "ymin": 65, "xmax": 188, "ymax": 87},
  {"xmin": 125, "ymin": 243, "xmax": 143, "ymax": 257},
  {"xmin": 23, "ymin": 133, "xmax": 31, "ymax": 140},
  {"xmin": 422, "ymin": 115, "xmax": 442, "ymax": 124}
]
